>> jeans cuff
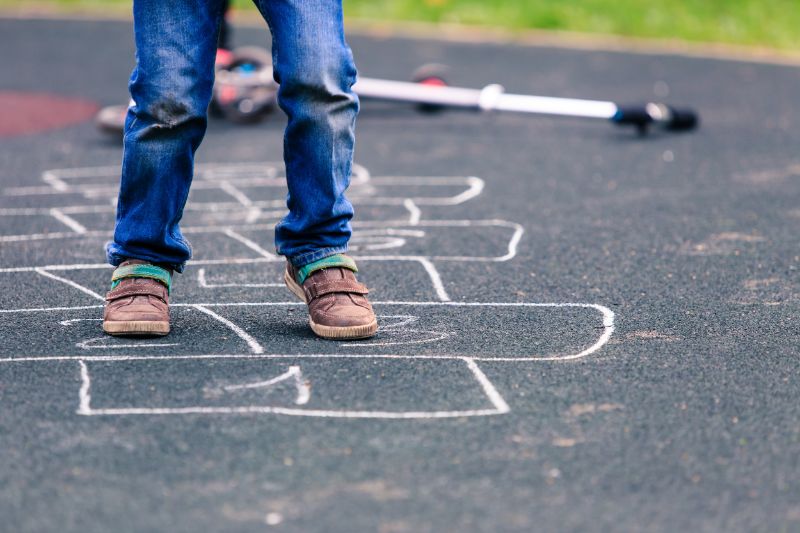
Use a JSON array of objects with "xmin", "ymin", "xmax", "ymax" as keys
[
  {"xmin": 106, "ymin": 242, "xmax": 187, "ymax": 274},
  {"xmin": 287, "ymin": 245, "xmax": 350, "ymax": 269}
]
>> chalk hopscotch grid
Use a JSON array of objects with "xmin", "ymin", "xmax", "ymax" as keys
[{"xmin": 0, "ymin": 162, "xmax": 616, "ymax": 419}]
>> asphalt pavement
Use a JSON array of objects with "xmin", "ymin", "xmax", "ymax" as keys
[{"xmin": 2, "ymin": 16, "xmax": 800, "ymax": 533}]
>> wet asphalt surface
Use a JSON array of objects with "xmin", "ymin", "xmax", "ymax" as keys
[{"xmin": 2, "ymin": 16, "xmax": 800, "ymax": 533}]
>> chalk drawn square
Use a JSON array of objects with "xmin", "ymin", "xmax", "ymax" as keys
[{"xmin": 77, "ymin": 358, "xmax": 508, "ymax": 419}]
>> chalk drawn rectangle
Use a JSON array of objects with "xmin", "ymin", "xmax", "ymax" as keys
[
  {"xmin": 0, "ymin": 302, "xmax": 612, "ymax": 361},
  {"xmin": 79, "ymin": 357, "xmax": 507, "ymax": 419}
]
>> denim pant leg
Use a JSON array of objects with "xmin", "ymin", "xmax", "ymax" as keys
[
  {"xmin": 252, "ymin": 0, "xmax": 360, "ymax": 268},
  {"xmin": 106, "ymin": 0, "xmax": 226, "ymax": 273}
]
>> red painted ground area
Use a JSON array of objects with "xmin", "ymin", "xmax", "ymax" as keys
[{"xmin": 0, "ymin": 92, "xmax": 98, "ymax": 137}]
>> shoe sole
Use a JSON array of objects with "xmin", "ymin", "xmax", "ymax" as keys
[
  {"xmin": 103, "ymin": 320, "xmax": 170, "ymax": 336},
  {"xmin": 284, "ymin": 269, "xmax": 378, "ymax": 340}
]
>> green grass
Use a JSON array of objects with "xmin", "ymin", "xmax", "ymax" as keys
[{"xmin": 6, "ymin": 0, "xmax": 800, "ymax": 51}]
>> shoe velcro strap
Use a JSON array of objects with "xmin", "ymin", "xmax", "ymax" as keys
[
  {"xmin": 296, "ymin": 254, "xmax": 357, "ymax": 285},
  {"xmin": 304, "ymin": 279, "xmax": 369, "ymax": 301},
  {"xmin": 111, "ymin": 264, "xmax": 171, "ymax": 294},
  {"xmin": 106, "ymin": 282, "xmax": 168, "ymax": 303}
]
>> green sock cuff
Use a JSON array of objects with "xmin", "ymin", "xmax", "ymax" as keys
[
  {"xmin": 296, "ymin": 254, "xmax": 357, "ymax": 285},
  {"xmin": 110, "ymin": 264, "xmax": 172, "ymax": 294}
]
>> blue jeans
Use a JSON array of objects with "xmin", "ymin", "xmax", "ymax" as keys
[{"xmin": 106, "ymin": 0, "xmax": 359, "ymax": 273}]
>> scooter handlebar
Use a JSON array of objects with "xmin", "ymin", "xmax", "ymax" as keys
[
  {"xmin": 612, "ymin": 103, "xmax": 699, "ymax": 133},
  {"xmin": 663, "ymin": 106, "xmax": 699, "ymax": 131}
]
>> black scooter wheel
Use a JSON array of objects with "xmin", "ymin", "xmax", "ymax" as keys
[{"xmin": 411, "ymin": 64, "xmax": 450, "ymax": 113}]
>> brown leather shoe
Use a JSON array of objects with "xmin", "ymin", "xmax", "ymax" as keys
[
  {"xmin": 103, "ymin": 260, "xmax": 171, "ymax": 336},
  {"xmin": 284, "ymin": 256, "xmax": 378, "ymax": 340}
]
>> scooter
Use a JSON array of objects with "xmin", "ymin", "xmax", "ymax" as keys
[{"xmin": 97, "ymin": 46, "xmax": 698, "ymax": 136}]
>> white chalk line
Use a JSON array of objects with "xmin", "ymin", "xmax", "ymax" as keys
[
  {"xmin": 354, "ymin": 228, "xmax": 427, "ymax": 238},
  {"xmin": 221, "ymin": 365, "xmax": 310, "ymax": 405},
  {"xmin": 345, "ymin": 330, "xmax": 450, "ymax": 347},
  {"xmin": 34, "ymin": 268, "xmax": 105, "ymax": 301},
  {"xmin": 77, "ymin": 405, "xmax": 506, "ymax": 419},
  {"xmin": 218, "ymin": 181, "xmax": 254, "ymax": 207},
  {"xmin": 217, "ymin": 182, "xmax": 264, "ymax": 224},
  {"xmin": 60, "ymin": 318, "xmax": 103, "ymax": 326},
  {"xmin": 340, "ymin": 315, "xmax": 432, "ymax": 348},
  {"xmin": 349, "ymin": 236, "xmax": 407, "ymax": 252},
  {"xmin": 419, "ymin": 257, "xmax": 449, "ymax": 301},
  {"xmin": 222, "ymin": 228, "xmax": 277, "ymax": 259},
  {"xmin": 190, "ymin": 304, "xmax": 264, "ymax": 354},
  {"xmin": 464, "ymin": 358, "xmax": 511, "ymax": 414},
  {"xmin": 244, "ymin": 208, "xmax": 262, "ymax": 224},
  {"xmin": 74, "ymin": 356, "xmax": 506, "ymax": 418},
  {"xmin": 344, "ymin": 314, "xmax": 450, "ymax": 347},
  {"xmin": 42, "ymin": 170, "xmax": 70, "ymax": 192},
  {"xmin": 77, "ymin": 360, "xmax": 91, "ymax": 415},
  {"xmin": 49, "ymin": 208, "xmax": 87, "ymax": 234},
  {"xmin": 403, "ymin": 199, "xmax": 421, "ymax": 225},
  {"xmin": 366, "ymin": 176, "xmax": 484, "ymax": 206},
  {"xmin": 76, "ymin": 337, "xmax": 180, "ymax": 350},
  {"xmin": 357, "ymin": 256, "xmax": 449, "ymax": 301},
  {"xmin": 371, "ymin": 314, "xmax": 418, "ymax": 329},
  {"xmin": 437, "ymin": 176, "xmax": 484, "ymax": 205},
  {"xmin": 399, "ymin": 219, "xmax": 524, "ymax": 262}
]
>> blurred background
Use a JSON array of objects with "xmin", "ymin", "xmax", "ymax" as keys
[{"xmin": 2, "ymin": 0, "xmax": 800, "ymax": 51}]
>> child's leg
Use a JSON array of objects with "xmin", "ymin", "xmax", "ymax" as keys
[
  {"xmin": 255, "ymin": 0, "xmax": 376, "ymax": 339},
  {"xmin": 106, "ymin": 0, "xmax": 226, "ymax": 273},
  {"xmin": 252, "ymin": 0, "xmax": 360, "ymax": 268}
]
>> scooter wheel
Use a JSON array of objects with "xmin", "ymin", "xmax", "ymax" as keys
[
  {"xmin": 95, "ymin": 104, "xmax": 128, "ymax": 136},
  {"xmin": 411, "ymin": 64, "xmax": 449, "ymax": 113},
  {"xmin": 213, "ymin": 46, "xmax": 278, "ymax": 124},
  {"xmin": 229, "ymin": 46, "xmax": 273, "ymax": 67}
]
